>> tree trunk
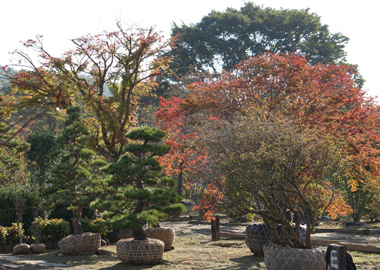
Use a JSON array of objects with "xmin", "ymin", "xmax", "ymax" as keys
[
  {"xmin": 178, "ymin": 168, "xmax": 183, "ymax": 196},
  {"xmin": 73, "ymin": 204, "xmax": 83, "ymax": 235},
  {"xmin": 305, "ymin": 216, "xmax": 312, "ymax": 249},
  {"xmin": 132, "ymin": 228, "xmax": 147, "ymax": 240},
  {"xmin": 17, "ymin": 215, "xmax": 23, "ymax": 244}
]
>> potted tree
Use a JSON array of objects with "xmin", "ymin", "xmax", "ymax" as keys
[
  {"xmin": 97, "ymin": 126, "xmax": 181, "ymax": 264},
  {"xmin": 203, "ymin": 115, "xmax": 350, "ymax": 270},
  {"xmin": 43, "ymin": 107, "xmax": 108, "ymax": 255}
]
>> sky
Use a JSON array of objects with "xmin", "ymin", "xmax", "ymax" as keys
[{"xmin": 1, "ymin": 0, "xmax": 378, "ymax": 100}]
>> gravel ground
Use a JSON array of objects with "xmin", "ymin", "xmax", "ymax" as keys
[
  {"xmin": 159, "ymin": 219, "xmax": 248, "ymax": 235},
  {"xmin": 2, "ymin": 219, "xmax": 379, "ymax": 269}
]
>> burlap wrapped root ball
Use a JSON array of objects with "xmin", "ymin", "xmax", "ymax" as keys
[
  {"xmin": 245, "ymin": 223, "xmax": 270, "ymax": 254},
  {"xmin": 13, "ymin": 243, "xmax": 30, "ymax": 254},
  {"xmin": 263, "ymin": 242, "xmax": 325, "ymax": 270},
  {"xmin": 30, "ymin": 243, "xmax": 46, "ymax": 254},
  {"xmin": 59, "ymin": 232, "xmax": 101, "ymax": 255},
  {"xmin": 116, "ymin": 238, "xmax": 165, "ymax": 265},
  {"xmin": 146, "ymin": 227, "xmax": 175, "ymax": 251}
]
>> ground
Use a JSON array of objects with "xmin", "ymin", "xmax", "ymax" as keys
[{"xmin": 1, "ymin": 218, "xmax": 380, "ymax": 269}]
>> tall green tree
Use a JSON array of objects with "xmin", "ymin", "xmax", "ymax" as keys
[
  {"xmin": 158, "ymin": 2, "xmax": 351, "ymax": 96},
  {"xmin": 26, "ymin": 131, "xmax": 58, "ymax": 185},
  {"xmin": 43, "ymin": 107, "xmax": 108, "ymax": 235}
]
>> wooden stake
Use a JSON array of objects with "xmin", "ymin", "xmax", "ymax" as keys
[{"xmin": 211, "ymin": 215, "xmax": 220, "ymax": 241}]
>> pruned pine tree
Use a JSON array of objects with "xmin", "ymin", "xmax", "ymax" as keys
[
  {"xmin": 98, "ymin": 127, "xmax": 181, "ymax": 240},
  {"xmin": 43, "ymin": 107, "xmax": 108, "ymax": 235}
]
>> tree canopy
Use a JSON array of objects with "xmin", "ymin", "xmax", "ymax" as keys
[
  {"xmin": 159, "ymin": 2, "xmax": 350, "ymax": 95},
  {"xmin": 43, "ymin": 107, "xmax": 108, "ymax": 234},
  {"xmin": 98, "ymin": 126, "xmax": 181, "ymax": 240},
  {"xmin": 2, "ymin": 23, "xmax": 173, "ymax": 162},
  {"xmin": 202, "ymin": 114, "xmax": 349, "ymax": 248},
  {"xmin": 157, "ymin": 52, "xmax": 380, "ymax": 226}
]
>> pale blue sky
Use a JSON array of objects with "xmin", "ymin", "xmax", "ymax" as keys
[{"xmin": 2, "ymin": 0, "xmax": 378, "ymax": 100}]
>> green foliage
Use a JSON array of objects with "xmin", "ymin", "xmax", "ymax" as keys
[
  {"xmin": 162, "ymin": 203, "xmax": 187, "ymax": 219},
  {"xmin": 0, "ymin": 226, "xmax": 6, "ymax": 244},
  {"xmin": 3, "ymin": 223, "xmax": 24, "ymax": 244},
  {"xmin": 0, "ymin": 120, "xmax": 30, "ymax": 184},
  {"xmin": 0, "ymin": 183, "xmax": 39, "ymax": 234},
  {"xmin": 159, "ymin": 1, "xmax": 351, "ymax": 96},
  {"xmin": 43, "ymin": 106, "xmax": 108, "ymax": 234},
  {"xmin": 30, "ymin": 217, "xmax": 70, "ymax": 241},
  {"xmin": 246, "ymin": 213, "xmax": 255, "ymax": 221},
  {"xmin": 365, "ymin": 194, "xmax": 380, "ymax": 222},
  {"xmin": 26, "ymin": 130, "xmax": 58, "ymax": 184},
  {"xmin": 100, "ymin": 127, "xmax": 180, "ymax": 237},
  {"xmin": 81, "ymin": 218, "xmax": 110, "ymax": 237},
  {"xmin": 150, "ymin": 188, "xmax": 182, "ymax": 206}
]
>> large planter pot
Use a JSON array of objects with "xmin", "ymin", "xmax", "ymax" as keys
[
  {"xmin": 13, "ymin": 243, "xmax": 30, "ymax": 254},
  {"xmin": 146, "ymin": 227, "xmax": 175, "ymax": 251},
  {"xmin": 59, "ymin": 232, "xmax": 101, "ymax": 255},
  {"xmin": 245, "ymin": 223, "xmax": 270, "ymax": 255},
  {"xmin": 263, "ymin": 242, "xmax": 325, "ymax": 270},
  {"xmin": 30, "ymin": 243, "xmax": 46, "ymax": 254},
  {"xmin": 116, "ymin": 238, "xmax": 164, "ymax": 265}
]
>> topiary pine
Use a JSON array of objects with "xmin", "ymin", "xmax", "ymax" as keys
[
  {"xmin": 99, "ymin": 126, "xmax": 182, "ymax": 240},
  {"xmin": 43, "ymin": 107, "xmax": 108, "ymax": 235}
]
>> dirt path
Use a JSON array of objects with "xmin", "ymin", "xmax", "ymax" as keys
[{"xmin": 161, "ymin": 219, "xmax": 380, "ymax": 250}]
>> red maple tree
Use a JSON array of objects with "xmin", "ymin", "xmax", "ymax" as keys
[
  {"xmin": 155, "ymin": 96, "xmax": 208, "ymax": 196},
  {"xmin": 169, "ymin": 53, "xmax": 380, "ymax": 220}
]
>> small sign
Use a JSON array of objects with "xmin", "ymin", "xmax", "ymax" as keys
[{"xmin": 331, "ymin": 249, "xmax": 338, "ymax": 269}]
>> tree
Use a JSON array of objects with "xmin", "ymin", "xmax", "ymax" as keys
[
  {"xmin": 202, "ymin": 114, "xmax": 350, "ymax": 248},
  {"xmin": 155, "ymin": 96, "xmax": 207, "ymax": 196},
  {"xmin": 159, "ymin": 2, "xmax": 350, "ymax": 95},
  {"xmin": 4, "ymin": 23, "xmax": 172, "ymax": 162},
  {"xmin": 26, "ymin": 130, "xmax": 58, "ymax": 185},
  {"xmin": 43, "ymin": 107, "xmax": 108, "ymax": 235},
  {"xmin": 184, "ymin": 53, "xmax": 380, "ymax": 188},
  {"xmin": 0, "ymin": 101, "xmax": 30, "ymax": 184},
  {"xmin": 174, "ymin": 52, "xmax": 380, "ymax": 222},
  {"xmin": 97, "ymin": 126, "xmax": 181, "ymax": 240}
]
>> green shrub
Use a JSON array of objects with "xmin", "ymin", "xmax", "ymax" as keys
[
  {"xmin": 30, "ymin": 217, "xmax": 70, "ymax": 241},
  {"xmin": 0, "ymin": 184, "xmax": 40, "ymax": 234},
  {"xmin": 0, "ymin": 227, "xmax": 7, "ymax": 244},
  {"xmin": 81, "ymin": 217, "xmax": 111, "ymax": 237},
  {"xmin": 163, "ymin": 203, "xmax": 187, "ymax": 219},
  {"xmin": 5, "ymin": 223, "xmax": 23, "ymax": 244}
]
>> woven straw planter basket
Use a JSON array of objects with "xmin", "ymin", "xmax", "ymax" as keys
[
  {"xmin": 116, "ymin": 238, "xmax": 164, "ymax": 265},
  {"xmin": 59, "ymin": 232, "xmax": 101, "ymax": 255},
  {"xmin": 245, "ymin": 223, "xmax": 270, "ymax": 254},
  {"xmin": 13, "ymin": 243, "xmax": 30, "ymax": 254},
  {"xmin": 263, "ymin": 242, "xmax": 325, "ymax": 270},
  {"xmin": 30, "ymin": 243, "xmax": 46, "ymax": 254},
  {"xmin": 146, "ymin": 227, "xmax": 175, "ymax": 251}
]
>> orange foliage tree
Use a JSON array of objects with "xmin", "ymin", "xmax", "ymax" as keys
[
  {"xmin": 3, "ymin": 23, "xmax": 173, "ymax": 162},
  {"xmin": 169, "ymin": 53, "xmax": 380, "ymax": 222},
  {"xmin": 155, "ymin": 96, "xmax": 208, "ymax": 196}
]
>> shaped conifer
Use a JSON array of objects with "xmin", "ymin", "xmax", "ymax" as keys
[
  {"xmin": 99, "ymin": 126, "xmax": 181, "ymax": 240},
  {"xmin": 43, "ymin": 107, "xmax": 108, "ymax": 235}
]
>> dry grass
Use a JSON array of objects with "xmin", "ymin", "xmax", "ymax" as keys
[
  {"xmin": 8, "ymin": 233, "xmax": 265, "ymax": 269},
  {"xmin": 4, "ymin": 220, "xmax": 380, "ymax": 269}
]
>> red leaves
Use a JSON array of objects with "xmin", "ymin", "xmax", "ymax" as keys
[
  {"xmin": 156, "ymin": 96, "xmax": 207, "ymax": 177},
  {"xmin": 163, "ymin": 52, "xmax": 380, "ymax": 219}
]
